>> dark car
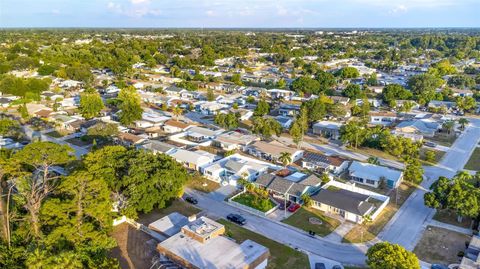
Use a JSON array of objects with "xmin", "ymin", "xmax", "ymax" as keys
[
  {"xmin": 314, "ymin": 263, "xmax": 326, "ymax": 269},
  {"xmin": 279, "ymin": 201, "xmax": 292, "ymax": 210},
  {"xmin": 227, "ymin": 213, "xmax": 246, "ymax": 225},
  {"xmin": 185, "ymin": 196, "xmax": 198, "ymax": 204},
  {"xmin": 424, "ymin": 141, "xmax": 437, "ymax": 147}
]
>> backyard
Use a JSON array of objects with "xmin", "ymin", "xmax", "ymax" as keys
[
  {"xmin": 137, "ymin": 199, "xmax": 201, "ymax": 225},
  {"xmin": 464, "ymin": 147, "xmax": 480, "ymax": 171},
  {"xmin": 414, "ymin": 226, "xmax": 470, "ymax": 265},
  {"xmin": 427, "ymin": 132, "xmax": 457, "ymax": 147},
  {"xmin": 218, "ymin": 219, "xmax": 310, "ymax": 269},
  {"xmin": 342, "ymin": 182, "xmax": 417, "ymax": 243},
  {"xmin": 282, "ymin": 207, "xmax": 341, "ymax": 237},
  {"xmin": 232, "ymin": 192, "xmax": 276, "ymax": 212}
]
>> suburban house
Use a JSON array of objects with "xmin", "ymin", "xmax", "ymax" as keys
[
  {"xmin": 301, "ymin": 151, "xmax": 349, "ymax": 175},
  {"xmin": 116, "ymin": 132, "xmax": 146, "ymax": 147},
  {"xmin": 247, "ymin": 141, "xmax": 304, "ymax": 164},
  {"xmin": 162, "ymin": 120, "xmax": 192, "ymax": 133},
  {"xmin": 310, "ymin": 186, "xmax": 375, "ymax": 223},
  {"xmin": 137, "ymin": 140, "xmax": 177, "ymax": 155},
  {"xmin": 277, "ymin": 104, "xmax": 300, "ymax": 117},
  {"xmin": 369, "ymin": 111, "xmax": 397, "ymax": 126},
  {"xmin": 348, "ymin": 161, "xmax": 403, "ymax": 189},
  {"xmin": 267, "ymin": 88, "xmax": 295, "ymax": 100},
  {"xmin": 451, "ymin": 87, "xmax": 474, "ymax": 97},
  {"xmin": 194, "ymin": 101, "xmax": 228, "ymax": 115},
  {"xmin": 394, "ymin": 119, "xmax": 441, "ymax": 138},
  {"xmin": 134, "ymin": 112, "xmax": 170, "ymax": 129},
  {"xmin": 155, "ymin": 214, "xmax": 269, "ymax": 269},
  {"xmin": 460, "ymin": 235, "xmax": 480, "ymax": 269},
  {"xmin": 211, "ymin": 131, "xmax": 259, "ymax": 151},
  {"xmin": 168, "ymin": 148, "xmax": 216, "ymax": 172},
  {"xmin": 331, "ymin": 96, "xmax": 350, "ymax": 106},
  {"xmin": 203, "ymin": 153, "xmax": 280, "ymax": 186},
  {"xmin": 255, "ymin": 171, "xmax": 322, "ymax": 203},
  {"xmin": 275, "ymin": 116, "xmax": 293, "ymax": 129},
  {"xmin": 312, "ymin": 121, "xmax": 343, "ymax": 140},
  {"xmin": 164, "ymin": 86, "xmax": 188, "ymax": 97}
]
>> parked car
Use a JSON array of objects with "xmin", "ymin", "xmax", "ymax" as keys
[
  {"xmin": 227, "ymin": 213, "xmax": 246, "ymax": 225},
  {"xmin": 287, "ymin": 203, "xmax": 301, "ymax": 212},
  {"xmin": 185, "ymin": 196, "xmax": 198, "ymax": 204},
  {"xmin": 424, "ymin": 141, "xmax": 437, "ymax": 147},
  {"xmin": 314, "ymin": 263, "xmax": 326, "ymax": 269},
  {"xmin": 279, "ymin": 201, "xmax": 292, "ymax": 210}
]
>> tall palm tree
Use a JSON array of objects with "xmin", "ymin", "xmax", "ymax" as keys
[
  {"xmin": 360, "ymin": 214, "xmax": 372, "ymax": 242},
  {"xmin": 171, "ymin": 105, "xmax": 183, "ymax": 120},
  {"xmin": 458, "ymin": 118, "xmax": 469, "ymax": 130},
  {"xmin": 278, "ymin": 152, "xmax": 292, "ymax": 167}
]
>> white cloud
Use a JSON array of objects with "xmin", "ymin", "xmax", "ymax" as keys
[
  {"xmin": 389, "ymin": 4, "xmax": 408, "ymax": 14},
  {"xmin": 51, "ymin": 9, "xmax": 60, "ymax": 14},
  {"xmin": 205, "ymin": 10, "xmax": 215, "ymax": 16}
]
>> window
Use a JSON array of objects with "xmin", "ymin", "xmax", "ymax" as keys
[{"xmin": 366, "ymin": 179, "xmax": 376, "ymax": 185}]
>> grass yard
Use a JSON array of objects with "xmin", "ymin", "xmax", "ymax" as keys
[
  {"xmin": 419, "ymin": 148, "xmax": 446, "ymax": 166},
  {"xmin": 464, "ymin": 147, "xmax": 480, "ymax": 171},
  {"xmin": 433, "ymin": 210, "xmax": 472, "ymax": 229},
  {"xmin": 187, "ymin": 174, "xmax": 220, "ymax": 193},
  {"xmin": 65, "ymin": 137, "xmax": 91, "ymax": 147},
  {"xmin": 137, "ymin": 199, "xmax": 201, "ymax": 225},
  {"xmin": 414, "ymin": 226, "xmax": 470, "ymax": 265},
  {"xmin": 218, "ymin": 219, "xmax": 310, "ymax": 269},
  {"xmin": 45, "ymin": 130, "xmax": 67, "ymax": 138},
  {"xmin": 427, "ymin": 132, "xmax": 457, "ymax": 147},
  {"xmin": 282, "ymin": 207, "xmax": 341, "ymax": 237},
  {"xmin": 232, "ymin": 192, "xmax": 276, "ymax": 212},
  {"xmin": 342, "ymin": 182, "xmax": 417, "ymax": 243}
]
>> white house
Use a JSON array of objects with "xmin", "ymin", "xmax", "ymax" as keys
[
  {"xmin": 247, "ymin": 141, "xmax": 303, "ymax": 164},
  {"xmin": 348, "ymin": 161, "xmax": 403, "ymax": 189},
  {"xmin": 168, "ymin": 149, "xmax": 216, "ymax": 172},
  {"xmin": 203, "ymin": 153, "xmax": 280, "ymax": 186}
]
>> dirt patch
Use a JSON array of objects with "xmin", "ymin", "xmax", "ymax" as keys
[
  {"xmin": 110, "ymin": 223, "xmax": 159, "ymax": 269},
  {"xmin": 414, "ymin": 226, "xmax": 470, "ymax": 265}
]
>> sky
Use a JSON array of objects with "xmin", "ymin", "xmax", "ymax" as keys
[{"xmin": 1, "ymin": 0, "xmax": 479, "ymax": 28}]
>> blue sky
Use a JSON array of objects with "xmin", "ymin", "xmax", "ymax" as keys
[{"xmin": 1, "ymin": 0, "xmax": 479, "ymax": 28}]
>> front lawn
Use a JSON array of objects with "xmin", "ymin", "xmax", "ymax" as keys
[
  {"xmin": 45, "ymin": 130, "xmax": 67, "ymax": 138},
  {"xmin": 342, "ymin": 182, "xmax": 417, "ymax": 243},
  {"xmin": 427, "ymin": 132, "xmax": 457, "ymax": 147},
  {"xmin": 413, "ymin": 226, "xmax": 470, "ymax": 265},
  {"xmin": 433, "ymin": 210, "xmax": 472, "ymax": 229},
  {"xmin": 419, "ymin": 148, "xmax": 446, "ymax": 165},
  {"xmin": 464, "ymin": 147, "xmax": 480, "ymax": 171},
  {"xmin": 232, "ymin": 192, "xmax": 276, "ymax": 212},
  {"xmin": 282, "ymin": 207, "xmax": 340, "ymax": 237},
  {"xmin": 218, "ymin": 219, "xmax": 310, "ymax": 269},
  {"xmin": 187, "ymin": 174, "xmax": 220, "ymax": 193}
]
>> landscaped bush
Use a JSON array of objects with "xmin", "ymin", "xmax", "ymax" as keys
[{"xmin": 232, "ymin": 192, "xmax": 275, "ymax": 212}]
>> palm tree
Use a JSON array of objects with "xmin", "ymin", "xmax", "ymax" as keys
[
  {"xmin": 458, "ymin": 118, "xmax": 469, "ymax": 130},
  {"xmin": 367, "ymin": 157, "xmax": 380, "ymax": 165},
  {"xmin": 171, "ymin": 105, "xmax": 183, "ymax": 120},
  {"xmin": 442, "ymin": 120, "xmax": 455, "ymax": 135},
  {"xmin": 278, "ymin": 152, "xmax": 292, "ymax": 167},
  {"xmin": 301, "ymin": 194, "xmax": 312, "ymax": 207}
]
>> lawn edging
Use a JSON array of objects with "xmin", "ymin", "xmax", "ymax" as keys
[{"xmin": 227, "ymin": 190, "xmax": 279, "ymax": 217}]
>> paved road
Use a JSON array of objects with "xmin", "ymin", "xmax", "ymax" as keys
[{"xmin": 379, "ymin": 118, "xmax": 480, "ymax": 250}]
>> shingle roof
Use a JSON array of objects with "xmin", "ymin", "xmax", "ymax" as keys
[
  {"xmin": 311, "ymin": 188, "xmax": 374, "ymax": 216},
  {"xmin": 303, "ymin": 151, "xmax": 347, "ymax": 167}
]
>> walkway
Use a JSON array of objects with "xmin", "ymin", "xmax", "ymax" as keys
[
  {"xmin": 325, "ymin": 222, "xmax": 356, "ymax": 243},
  {"xmin": 428, "ymin": 219, "xmax": 473, "ymax": 236}
]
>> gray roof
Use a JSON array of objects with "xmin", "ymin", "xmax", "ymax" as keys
[
  {"xmin": 349, "ymin": 161, "xmax": 403, "ymax": 184},
  {"xmin": 395, "ymin": 120, "xmax": 440, "ymax": 135},
  {"xmin": 139, "ymin": 140, "xmax": 176, "ymax": 153},
  {"xmin": 255, "ymin": 173, "xmax": 276, "ymax": 187},
  {"xmin": 311, "ymin": 188, "xmax": 374, "ymax": 216}
]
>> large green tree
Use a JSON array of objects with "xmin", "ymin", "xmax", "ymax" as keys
[
  {"xmin": 117, "ymin": 86, "xmax": 143, "ymax": 126},
  {"xmin": 366, "ymin": 242, "xmax": 420, "ymax": 269},
  {"xmin": 79, "ymin": 88, "xmax": 104, "ymax": 119}
]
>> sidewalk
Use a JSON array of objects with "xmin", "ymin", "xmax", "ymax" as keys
[
  {"xmin": 324, "ymin": 222, "xmax": 355, "ymax": 243},
  {"xmin": 428, "ymin": 219, "xmax": 472, "ymax": 235}
]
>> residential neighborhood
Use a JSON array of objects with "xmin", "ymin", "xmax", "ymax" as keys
[{"xmin": 1, "ymin": 6, "xmax": 480, "ymax": 269}]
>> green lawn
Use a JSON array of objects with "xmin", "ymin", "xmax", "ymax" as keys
[
  {"xmin": 427, "ymin": 132, "xmax": 457, "ymax": 147},
  {"xmin": 218, "ymin": 219, "xmax": 310, "ymax": 269},
  {"xmin": 45, "ymin": 130, "xmax": 66, "ymax": 138},
  {"xmin": 282, "ymin": 207, "xmax": 341, "ymax": 237},
  {"xmin": 232, "ymin": 192, "xmax": 276, "ymax": 212},
  {"xmin": 419, "ymin": 148, "xmax": 446, "ymax": 166},
  {"xmin": 464, "ymin": 147, "xmax": 480, "ymax": 171},
  {"xmin": 138, "ymin": 199, "xmax": 201, "ymax": 225}
]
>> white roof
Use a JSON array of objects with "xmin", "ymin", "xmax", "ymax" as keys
[{"xmin": 349, "ymin": 161, "xmax": 402, "ymax": 183}]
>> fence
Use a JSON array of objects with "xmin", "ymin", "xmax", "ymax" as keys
[{"xmin": 228, "ymin": 190, "xmax": 279, "ymax": 217}]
